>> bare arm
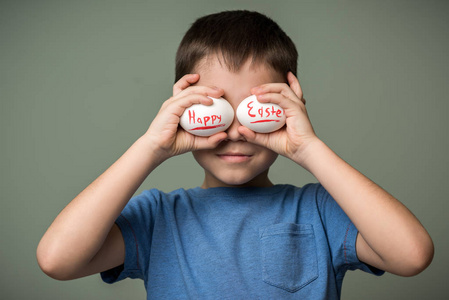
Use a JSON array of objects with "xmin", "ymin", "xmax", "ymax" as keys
[
  {"xmin": 37, "ymin": 137, "xmax": 164, "ymax": 280},
  {"xmin": 243, "ymin": 72, "xmax": 434, "ymax": 276},
  {"xmin": 298, "ymin": 138, "xmax": 434, "ymax": 276},
  {"xmin": 37, "ymin": 75, "xmax": 226, "ymax": 280}
]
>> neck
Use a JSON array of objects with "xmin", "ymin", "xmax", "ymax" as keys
[{"xmin": 201, "ymin": 171, "xmax": 273, "ymax": 189}]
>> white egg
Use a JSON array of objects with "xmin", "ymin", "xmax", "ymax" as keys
[
  {"xmin": 236, "ymin": 95, "xmax": 286, "ymax": 133},
  {"xmin": 179, "ymin": 97, "xmax": 235, "ymax": 136}
]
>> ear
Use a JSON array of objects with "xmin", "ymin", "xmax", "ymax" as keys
[{"xmin": 287, "ymin": 72, "xmax": 306, "ymax": 104}]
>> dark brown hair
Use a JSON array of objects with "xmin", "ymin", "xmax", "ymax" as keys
[{"xmin": 175, "ymin": 10, "xmax": 298, "ymax": 82}]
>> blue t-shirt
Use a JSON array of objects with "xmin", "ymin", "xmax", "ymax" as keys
[{"xmin": 101, "ymin": 183, "xmax": 383, "ymax": 299}]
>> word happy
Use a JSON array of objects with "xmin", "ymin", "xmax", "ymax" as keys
[{"xmin": 187, "ymin": 109, "xmax": 225, "ymax": 130}]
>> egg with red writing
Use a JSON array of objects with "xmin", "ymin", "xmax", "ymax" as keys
[
  {"xmin": 179, "ymin": 97, "xmax": 235, "ymax": 136},
  {"xmin": 236, "ymin": 95, "xmax": 286, "ymax": 133}
]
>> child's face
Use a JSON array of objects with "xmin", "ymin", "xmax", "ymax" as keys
[{"xmin": 192, "ymin": 56, "xmax": 285, "ymax": 188}]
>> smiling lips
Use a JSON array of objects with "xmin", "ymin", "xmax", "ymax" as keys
[{"xmin": 217, "ymin": 152, "xmax": 252, "ymax": 163}]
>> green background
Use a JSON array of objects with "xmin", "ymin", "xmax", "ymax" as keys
[{"xmin": 1, "ymin": 0, "xmax": 448, "ymax": 299}]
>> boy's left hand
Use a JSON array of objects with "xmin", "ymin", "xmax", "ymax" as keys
[
  {"xmin": 242, "ymin": 73, "xmax": 435, "ymax": 277},
  {"xmin": 239, "ymin": 72, "xmax": 318, "ymax": 165}
]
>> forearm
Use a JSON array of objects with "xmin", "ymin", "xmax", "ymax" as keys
[
  {"xmin": 247, "ymin": 72, "xmax": 433, "ymax": 275},
  {"xmin": 37, "ymin": 75, "xmax": 226, "ymax": 279},
  {"xmin": 37, "ymin": 135, "xmax": 164, "ymax": 276},
  {"xmin": 296, "ymin": 138, "xmax": 433, "ymax": 274}
]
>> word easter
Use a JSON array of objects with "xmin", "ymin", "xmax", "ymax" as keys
[
  {"xmin": 246, "ymin": 101, "xmax": 283, "ymax": 121},
  {"xmin": 236, "ymin": 95, "xmax": 286, "ymax": 133}
]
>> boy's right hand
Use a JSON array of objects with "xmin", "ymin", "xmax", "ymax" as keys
[
  {"xmin": 37, "ymin": 74, "xmax": 227, "ymax": 281},
  {"xmin": 144, "ymin": 74, "xmax": 227, "ymax": 160}
]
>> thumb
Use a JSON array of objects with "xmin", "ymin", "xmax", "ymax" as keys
[
  {"xmin": 238, "ymin": 126, "xmax": 269, "ymax": 148},
  {"xmin": 193, "ymin": 132, "xmax": 228, "ymax": 150}
]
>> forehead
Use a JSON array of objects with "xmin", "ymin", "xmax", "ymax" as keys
[{"xmin": 193, "ymin": 56, "xmax": 285, "ymax": 89}]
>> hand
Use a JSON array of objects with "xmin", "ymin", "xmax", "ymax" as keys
[
  {"xmin": 238, "ymin": 72, "xmax": 318, "ymax": 164},
  {"xmin": 144, "ymin": 74, "xmax": 227, "ymax": 159}
]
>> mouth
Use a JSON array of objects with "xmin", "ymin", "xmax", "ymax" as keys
[{"xmin": 217, "ymin": 152, "xmax": 252, "ymax": 163}]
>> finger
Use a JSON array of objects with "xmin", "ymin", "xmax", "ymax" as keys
[
  {"xmin": 237, "ymin": 126, "xmax": 258, "ymax": 144},
  {"xmin": 252, "ymin": 73, "xmax": 306, "ymax": 104},
  {"xmin": 192, "ymin": 132, "xmax": 228, "ymax": 150},
  {"xmin": 237, "ymin": 126, "xmax": 271, "ymax": 149},
  {"xmin": 255, "ymin": 92, "xmax": 304, "ymax": 113},
  {"xmin": 164, "ymin": 85, "xmax": 221, "ymax": 110},
  {"xmin": 163, "ymin": 93, "xmax": 215, "ymax": 117},
  {"xmin": 251, "ymin": 82, "xmax": 299, "ymax": 103},
  {"xmin": 256, "ymin": 92, "xmax": 299, "ymax": 104},
  {"xmin": 251, "ymin": 82, "xmax": 287, "ymax": 95},
  {"xmin": 173, "ymin": 74, "xmax": 200, "ymax": 96},
  {"xmin": 175, "ymin": 85, "xmax": 224, "ymax": 100}
]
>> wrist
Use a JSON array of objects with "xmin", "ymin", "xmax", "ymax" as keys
[
  {"xmin": 291, "ymin": 137, "xmax": 328, "ymax": 172},
  {"xmin": 295, "ymin": 138, "xmax": 349, "ymax": 184},
  {"xmin": 136, "ymin": 134, "xmax": 171, "ymax": 167}
]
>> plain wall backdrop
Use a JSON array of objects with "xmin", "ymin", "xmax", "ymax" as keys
[{"xmin": 1, "ymin": 0, "xmax": 448, "ymax": 299}]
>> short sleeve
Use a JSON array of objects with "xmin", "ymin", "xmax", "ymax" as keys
[
  {"xmin": 101, "ymin": 190, "xmax": 158, "ymax": 283},
  {"xmin": 315, "ymin": 184, "xmax": 385, "ymax": 278}
]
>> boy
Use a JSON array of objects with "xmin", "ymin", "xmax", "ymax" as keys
[{"xmin": 37, "ymin": 10, "xmax": 433, "ymax": 299}]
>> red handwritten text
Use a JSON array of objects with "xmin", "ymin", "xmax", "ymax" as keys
[
  {"xmin": 188, "ymin": 110, "xmax": 222, "ymax": 126},
  {"xmin": 246, "ymin": 101, "xmax": 284, "ymax": 120}
]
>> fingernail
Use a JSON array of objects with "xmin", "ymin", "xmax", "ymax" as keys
[
  {"xmin": 251, "ymin": 87, "xmax": 262, "ymax": 94},
  {"xmin": 256, "ymin": 94, "xmax": 266, "ymax": 100}
]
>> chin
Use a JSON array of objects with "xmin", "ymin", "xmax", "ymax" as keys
[
  {"xmin": 223, "ymin": 178, "xmax": 254, "ymax": 187},
  {"xmin": 204, "ymin": 170, "xmax": 272, "ymax": 188}
]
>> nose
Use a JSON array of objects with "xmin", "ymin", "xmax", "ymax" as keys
[{"xmin": 225, "ymin": 114, "xmax": 246, "ymax": 141}]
